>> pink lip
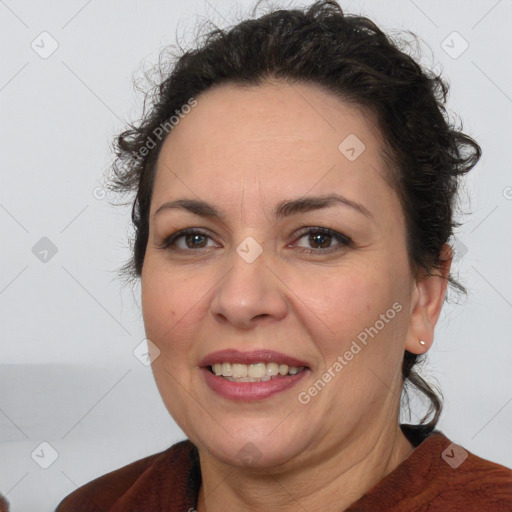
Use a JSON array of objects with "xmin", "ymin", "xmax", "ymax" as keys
[
  {"xmin": 201, "ymin": 367, "xmax": 309, "ymax": 401},
  {"xmin": 199, "ymin": 349, "xmax": 310, "ymax": 369},
  {"xmin": 199, "ymin": 349, "xmax": 310, "ymax": 402}
]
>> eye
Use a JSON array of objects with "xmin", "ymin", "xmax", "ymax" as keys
[
  {"xmin": 159, "ymin": 227, "xmax": 352, "ymax": 254},
  {"xmin": 291, "ymin": 227, "xmax": 352, "ymax": 254},
  {"xmin": 159, "ymin": 229, "xmax": 218, "ymax": 251}
]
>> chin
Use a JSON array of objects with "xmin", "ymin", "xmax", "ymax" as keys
[
  {"xmin": 191, "ymin": 421, "xmax": 312, "ymax": 470},
  {"xmin": 206, "ymin": 439, "xmax": 301, "ymax": 470}
]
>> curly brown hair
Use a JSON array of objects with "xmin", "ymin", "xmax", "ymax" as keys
[{"xmin": 106, "ymin": 0, "xmax": 481, "ymax": 433}]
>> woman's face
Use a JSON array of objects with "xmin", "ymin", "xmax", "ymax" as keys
[{"xmin": 141, "ymin": 81, "xmax": 420, "ymax": 468}]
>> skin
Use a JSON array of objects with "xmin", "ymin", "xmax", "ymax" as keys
[{"xmin": 141, "ymin": 80, "xmax": 452, "ymax": 511}]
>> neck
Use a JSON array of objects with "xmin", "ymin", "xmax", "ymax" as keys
[{"xmin": 196, "ymin": 423, "xmax": 415, "ymax": 512}]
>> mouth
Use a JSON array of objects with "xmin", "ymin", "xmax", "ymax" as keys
[
  {"xmin": 199, "ymin": 349, "xmax": 310, "ymax": 400},
  {"xmin": 208, "ymin": 361, "xmax": 307, "ymax": 382}
]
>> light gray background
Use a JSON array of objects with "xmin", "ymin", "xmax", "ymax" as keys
[{"xmin": 1, "ymin": 0, "xmax": 511, "ymax": 510}]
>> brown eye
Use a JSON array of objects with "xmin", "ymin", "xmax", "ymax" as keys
[
  {"xmin": 293, "ymin": 227, "xmax": 352, "ymax": 254},
  {"xmin": 160, "ymin": 229, "xmax": 218, "ymax": 251},
  {"xmin": 184, "ymin": 233, "xmax": 208, "ymax": 248},
  {"xmin": 308, "ymin": 231, "xmax": 332, "ymax": 249}
]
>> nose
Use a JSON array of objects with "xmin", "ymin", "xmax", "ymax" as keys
[{"xmin": 210, "ymin": 244, "xmax": 288, "ymax": 330}]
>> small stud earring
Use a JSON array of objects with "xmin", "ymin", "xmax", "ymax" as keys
[{"xmin": 419, "ymin": 340, "xmax": 426, "ymax": 346}]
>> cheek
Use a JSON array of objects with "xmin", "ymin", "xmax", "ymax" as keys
[
  {"xmin": 288, "ymin": 260, "xmax": 409, "ymax": 385},
  {"xmin": 292, "ymin": 264, "xmax": 394, "ymax": 338},
  {"xmin": 141, "ymin": 265, "xmax": 196, "ymax": 355}
]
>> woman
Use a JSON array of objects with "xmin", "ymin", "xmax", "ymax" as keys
[{"xmin": 55, "ymin": 1, "xmax": 512, "ymax": 510}]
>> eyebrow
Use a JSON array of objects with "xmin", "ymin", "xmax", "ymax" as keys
[{"xmin": 154, "ymin": 194, "xmax": 374, "ymax": 221}]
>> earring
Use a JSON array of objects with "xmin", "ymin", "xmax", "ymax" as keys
[{"xmin": 419, "ymin": 340, "xmax": 426, "ymax": 346}]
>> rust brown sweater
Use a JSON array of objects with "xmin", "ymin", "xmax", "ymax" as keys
[
  {"xmin": 53, "ymin": 425, "xmax": 512, "ymax": 511},
  {"xmin": 0, "ymin": 495, "xmax": 8, "ymax": 512}
]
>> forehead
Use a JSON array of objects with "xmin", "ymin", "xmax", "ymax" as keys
[{"xmin": 152, "ymin": 80, "xmax": 395, "ymax": 217}]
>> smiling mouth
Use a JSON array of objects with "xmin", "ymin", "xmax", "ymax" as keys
[{"xmin": 209, "ymin": 362, "xmax": 307, "ymax": 382}]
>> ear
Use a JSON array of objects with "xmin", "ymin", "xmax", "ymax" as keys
[{"xmin": 404, "ymin": 243, "xmax": 452, "ymax": 355}]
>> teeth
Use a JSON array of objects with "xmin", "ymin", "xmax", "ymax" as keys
[
  {"xmin": 232, "ymin": 364, "xmax": 248, "ymax": 378},
  {"xmin": 266, "ymin": 362, "xmax": 279, "ymax": 376},
  {"xmin": 248, "ymin": 363, "xmax": 266, "ymax": 379},
  {"xmin": 210, "ymin": 362, "xmax": 305, "ymax": 381},
  {"xmin": 222, "ymin": 362, "xmax": 232, "ymax": 376}
]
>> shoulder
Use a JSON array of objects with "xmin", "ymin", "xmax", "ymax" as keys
[
  {"xmin": 435, "ymin": 436, "xmax": 512, "ymax": 505},
  {"xmin": 404, "ymin": 430, "xmax": 512, "ymax": 509},
  {"xmin": 347, "ymin": 427, "xmax": 512, "ymax": 511},
  {"xmin": 405, "ymin": 424, "xmax": 512, "ymax": 496},
  {"xmin": 0, "ymin": 494, "xmax": 9, "ymax": 512},
  {"xmin": 55, "ymin": 440, "xmax": 198, "ymax": 512}
]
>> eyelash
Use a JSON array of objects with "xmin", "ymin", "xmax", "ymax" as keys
[{"xmin": 159, "ymin": 227, "xmax": 352, "ymax": 255}]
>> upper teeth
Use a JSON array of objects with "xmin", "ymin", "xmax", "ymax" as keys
[{"xmin": 211, "ymin": 362, "xmax": 303, "ymax": 379}]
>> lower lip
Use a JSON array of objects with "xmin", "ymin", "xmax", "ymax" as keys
[{"xmin": 201, "ymin": 367, "xmax": 309, "ymax": 401}]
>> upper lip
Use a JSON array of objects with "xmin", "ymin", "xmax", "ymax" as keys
[{"xmin": 199, "ymin": 349, "xmax": 310, "ymax": 368}]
